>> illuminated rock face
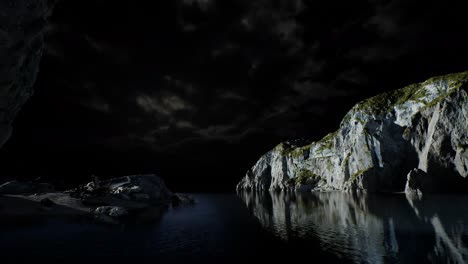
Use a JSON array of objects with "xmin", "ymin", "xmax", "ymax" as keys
[
  {"xmin": 237, "ymin": 71, "xmax": 468, "ymax": 193},
  {"xmin": 0, "ymin": 0, "xmax": 54, "ymax": 147}
]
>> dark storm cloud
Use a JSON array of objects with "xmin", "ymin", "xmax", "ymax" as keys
[
  {"xmin": 135, "ymin": 93, "xmax": 194, "ymax": 116},
  {"xmin": 368, "ymin": 0, "xmax": 402, "ymax": 37},
  {"xmin": 35, "ymin": 0, "xmax": 468, "ymax": 152}
]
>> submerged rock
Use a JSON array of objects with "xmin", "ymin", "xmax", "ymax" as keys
[
  {"xmin": 237, "ymin": 71, "xmax": 468, "ymax": 193},
  {"xmin": 61, "ymin": 174, "xmax": 178, "ymax": 222},
  {"xmin": 405, "ymin": 168, "xmax": 426, "ymax": 199}
]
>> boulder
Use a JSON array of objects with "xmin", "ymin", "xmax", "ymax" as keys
[
  {"xmin": 405, "ymin": 168, "xmax": 426, "ymax": 199},
  {"xmin": 93, "ymin": 206, "xmax": 128, "ymax": 218}
]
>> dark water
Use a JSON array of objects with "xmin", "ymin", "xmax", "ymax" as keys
[{"xmin": 1, "ymin": 192, "xmax": 468, "ymax": 263}]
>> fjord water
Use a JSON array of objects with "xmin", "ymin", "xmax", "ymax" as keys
[
  {"xmin": 1, "ymin": 192, "xmax": 468, "ymax": 263},
  {"xmin": 0, "ymin": 194, "xmax": 338, "ymax": 262},
  {"xmin": 239, "ymin": 191, "xmax": 468, "ymax": 263}
]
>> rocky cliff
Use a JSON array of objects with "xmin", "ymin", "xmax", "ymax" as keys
[
  {"xmin": 237, "ymin": 71, "xmax": 468, "ymax": 193},
  {"xmin": 0, "ymin": 0, "xmax": 54, "ymax": 147}
]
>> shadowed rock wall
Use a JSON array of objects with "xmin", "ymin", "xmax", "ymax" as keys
[{"xmin": 0, "ymin": 0, "xmax": 54, "ymax": 147}]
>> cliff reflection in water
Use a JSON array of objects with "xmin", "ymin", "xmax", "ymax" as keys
[{"xmin": 238, "ymin": 190, "xmax": 468, "ymax": 263}]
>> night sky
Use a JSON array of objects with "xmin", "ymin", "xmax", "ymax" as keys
[{"xmin": 1, "ymin": 0, "xmax": 468, "ymax": 191}]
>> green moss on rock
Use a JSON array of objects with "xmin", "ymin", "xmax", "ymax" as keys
[
  {"xmin": 278, "ymin": 142, "xmax": 312, "ymax": 158},
  {"xmin": 290, "ymin": 148, "xmax": 304, "ymax": 158},
  {"xmin": 276, "ymin": 143, "xmax": 294, "ymax": 157},
  {"xmin": 353, "ymin": 71, "xmax": 468, "ymax": 116},
  {"xmin": 425, "ymin": 71, "xmax": 468, "ymax": 87},
  {"xmin": 353, "ymin": 83, "xmax": 422, "ymax": 115},
  {"xmin": 424, "ymin": 87, "xmax": 459, "ymax": 109},
  {"xmin": 342, "ymin": 153, "xmax": 351, "ymax": 168},
  {"xmin": 295, "ymin": 169, "xmax": 320, "ymax": 185},
  {"xmin": 316, "ymin": 130, "xmax": 338, "ymax": 152}
]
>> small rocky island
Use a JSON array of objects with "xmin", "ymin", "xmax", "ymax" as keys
[
  {"xmin": 0, "ymin": 175, "xmax": 194, "ymax": 224},
  {"xmin": 237, "ymin": 71, "xmax": 468, "ymax": 195}
]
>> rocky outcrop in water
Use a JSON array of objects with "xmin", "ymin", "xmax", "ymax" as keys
[
  {"xmin": 0, "ymin": 174, "xmax": 194, "ymax": 224},
  {"xmin": 0, "ymin": 0, "xmax": 54, "ymax": 147},
  {"xmin": 74, "ymin": 175, "xmax": 174, "ymax": 205},
  {"xmin": 237, "ymin": 71, "xmax": 468, "ymax": 193}
]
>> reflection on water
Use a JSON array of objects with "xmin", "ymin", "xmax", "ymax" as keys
[{"xmin": 238, "ymin": 190, "xmax": 468, "ymax": 263}]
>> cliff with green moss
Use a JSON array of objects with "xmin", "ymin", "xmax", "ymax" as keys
[{"xmin": 237, "ymin": 71, "xmax": 468, "ymax": 194}]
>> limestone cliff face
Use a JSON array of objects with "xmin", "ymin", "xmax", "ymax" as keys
[
  {"xmin": 0, "ymin": 0, "xmax": 54, "ymax": 147},
  {"xmin": 237, "ymin": 71, "xmax": 468, "ymax": 193}
]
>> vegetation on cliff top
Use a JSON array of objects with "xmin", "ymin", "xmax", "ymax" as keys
[
  {"xmin": 279, "ymin": 130, "xmax": 337, "ymax": 158},
  {"xmin": 343, "ymin": 71, "xmax": 468, "ymax": 119}
]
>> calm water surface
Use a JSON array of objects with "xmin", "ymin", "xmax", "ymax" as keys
[{"xmin": 1, "ymin": 192, "xmax": 468, "ymax": 263}]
